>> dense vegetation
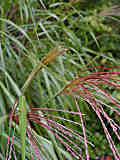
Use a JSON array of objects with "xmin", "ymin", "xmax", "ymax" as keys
[{"xmin": 0, "ymin": 0, "xmax": 120, "ymax": 159}]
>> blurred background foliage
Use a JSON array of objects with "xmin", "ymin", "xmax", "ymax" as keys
[{"xmin": 0, "ymin": 0, "xmax": 120, "ymax": 159}]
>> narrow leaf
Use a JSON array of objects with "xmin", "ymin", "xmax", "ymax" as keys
[{"xmin": 19, "ymin": 96, "xmax": 27, "ymax": 160}]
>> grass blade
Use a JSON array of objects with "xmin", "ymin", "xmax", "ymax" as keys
[{"xmin": 19, "ymin": 96, "xmax": 27, "ymax": 160}]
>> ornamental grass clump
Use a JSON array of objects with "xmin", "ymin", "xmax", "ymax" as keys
[
  {"xmin": 1, "ymin": 1, "xmax": 120, "ymax": 159},
  {"xmin": 6, "ymin": 65, "xmax": 120, "ymax": 160},
  {"xmin": 60, "ymin": 65, "xmax": 120, "ymax": 159}
]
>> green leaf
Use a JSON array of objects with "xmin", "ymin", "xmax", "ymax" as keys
[{"xmin": 19, "ymin": 96, "xmax": 27, "ymax": 160}]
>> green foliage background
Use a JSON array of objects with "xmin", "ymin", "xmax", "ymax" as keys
[{"xmin": 0, "ymin": 0, "xmax": 120, "ymax": 159}]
